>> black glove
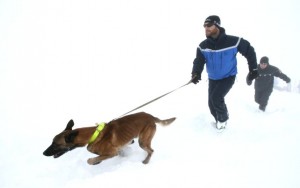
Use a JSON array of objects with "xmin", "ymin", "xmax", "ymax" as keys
[
  {"xmin": 286, "ymin": 77, "xmax": 291, "ymax": 83},
  {"xmin": 191, "ymin": 74, "xmax": 201, "ymax": 84},
  {"xmin": 246, "ymin": 69, "xmax": 258, "ymax": 86}
]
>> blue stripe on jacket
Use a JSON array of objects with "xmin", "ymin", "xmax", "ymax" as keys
[{"xmin": 199, "ymin": 38, "xmax": 241, "ymax": 80}]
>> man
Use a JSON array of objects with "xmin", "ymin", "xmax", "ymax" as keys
[
  {"xmin": 191, "ymin": 15, "xmax": 258, "ymax": 130},
  {"xmin": 248, "ymin": 56, "xmax": 291, "ymax": 111}
]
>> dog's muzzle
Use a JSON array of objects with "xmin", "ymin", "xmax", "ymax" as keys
[{"xmin": 43, "ymin": 144, "xmax": 76, "ymax": 158}]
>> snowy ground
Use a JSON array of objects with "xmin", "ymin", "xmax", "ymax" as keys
[
  {"xmin": 1, "ymin": 80, "xmax": 300, "ymax": 188},
  {"xmin": 1, "ymin": 0, "xmax": 300, "ymax": 188}
]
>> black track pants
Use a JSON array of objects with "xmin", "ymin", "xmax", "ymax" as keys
[{"xmin": 208, "ymin": 76, "xmax": 235, "ymax": 122}]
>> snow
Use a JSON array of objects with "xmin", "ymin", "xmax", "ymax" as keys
[{"xmin": 1, "ymin": 0, "xmax": 300, "ymax": 188}]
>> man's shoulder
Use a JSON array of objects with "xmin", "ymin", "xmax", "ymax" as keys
[
  {"xmin": 226, "ymin": 35, "xmax": 252, "ymax": 45},
  {"xmin": 225, "ymin": 34, "xmax": 239, "ymax": 40},
  {"xmin": 222, "ymin": 34, "xmax": 240, "ymax": 47},
  {"xmin": 199, "ymin": 39, "xmax": 209, "ymax": 48},
  {"xmin": 268, "ymin": 65, "xmax": 281, "ymax": 72},
  {"xmin": 268, "ymin": 64, "xmax": 278, "ymax": 69},
  {"xmin": 199, "ymin": 34, "xmax": 241, "ymax": 48}
]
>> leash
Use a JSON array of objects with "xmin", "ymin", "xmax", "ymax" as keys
[
  {"xmin": 116, "ymin": 76, "xmax": 196, "ymax": 119},
  {"xmin": 90, "ymin": 76, "xmax": 196, "ymax": 143}
]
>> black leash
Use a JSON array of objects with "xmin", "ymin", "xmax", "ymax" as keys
[{"xmin": 116, "ymin": 76, "xmax": 195, "ymax": 119}]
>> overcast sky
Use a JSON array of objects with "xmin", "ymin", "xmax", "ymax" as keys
[{"xmin": 1, "ymin": 0, "xmax": 299, "ymax": 132}]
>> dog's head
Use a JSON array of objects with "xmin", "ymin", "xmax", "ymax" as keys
[{"xmin": 43, "ymin": 119, "xmax": 79, "ymax": 158}]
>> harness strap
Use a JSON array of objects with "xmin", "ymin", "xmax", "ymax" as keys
[{"xmin": 88, "ymin": 122, "xmax": 105, "ymax": 144}]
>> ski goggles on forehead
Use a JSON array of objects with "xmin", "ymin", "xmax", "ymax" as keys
[{"xmin": 203, "ymin": 22, "xmax": 214, "ymax": 28}]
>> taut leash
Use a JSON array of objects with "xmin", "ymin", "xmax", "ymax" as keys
[{"xmin": 116, "ymin": 76, "xmax": 195, "ymax": 119}]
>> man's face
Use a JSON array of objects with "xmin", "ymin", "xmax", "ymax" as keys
[
  {"xmin": 203, "ymin": 22, "xmax": 219, "ymax": 38},
  {"xmin": 260, "ymin": 63, "xmax": 268, "ymax": 69}
]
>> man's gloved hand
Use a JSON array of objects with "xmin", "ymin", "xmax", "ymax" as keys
[
  {"xmin": 246, "ymin": 69, "xmax": 258, "ymax": 86},
  {"xmin": 191, "ymin": 74, "xmax": 201, "ymax": 84},
  {"xmin": 286, "ymin": 77, "xmax": 291, "ymax": 83}
]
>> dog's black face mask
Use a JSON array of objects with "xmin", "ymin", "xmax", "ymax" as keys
[
  {"xmin": 43, "ymin": 142, "xmax": 76, "ymax": 158},
  {"xmin": 43, "ymin": 119, "xmax": 79, "ymax": 158}
]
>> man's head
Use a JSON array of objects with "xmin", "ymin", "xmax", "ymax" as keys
[
  {"xmin": 203, "ymin": 15, "xmax": 221, "ymax": 38},
  {"xmin": 259, "ymin": 56, "xmax": 269, "ymax": 69},
  {"xmin": 204, "ymin": 15, "xmax": 221, "ymax": 27}
]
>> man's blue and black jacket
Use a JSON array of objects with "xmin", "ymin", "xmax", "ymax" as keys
[{"xmin": 192, "ymin": 27, "xmax": 257, "ymax": 80}]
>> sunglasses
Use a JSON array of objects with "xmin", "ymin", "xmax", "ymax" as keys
[{"xmin": 203, "ymin": 23, "xmax": 214, "ymax": 28}]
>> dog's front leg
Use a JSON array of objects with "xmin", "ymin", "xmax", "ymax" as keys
[{"xmin": 87, "ymin": 153, "xmax": 118, "ymax": 165}]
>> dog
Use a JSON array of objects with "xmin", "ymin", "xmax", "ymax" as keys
[{"xmin": 43, "ymin": 112, "xmax": 176, "ymax": 165}]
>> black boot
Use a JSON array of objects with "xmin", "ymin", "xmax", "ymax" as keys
[{"xmin": 259, "ymin": 105, "xmax": 266, "ymax": 112}]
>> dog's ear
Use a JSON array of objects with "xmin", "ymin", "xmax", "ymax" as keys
[
  {"xmin": 65, "ymin": 119, "xmax": 74, "ymax": 130},
  {"xmin": 65, "ymin": 130, "xmax": 78, "ymax": 143}
]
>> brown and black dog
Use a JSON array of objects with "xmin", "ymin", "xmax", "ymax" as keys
[{"xmin": 43, "ymin": 112, "xmax": 176, "ymax": 165}]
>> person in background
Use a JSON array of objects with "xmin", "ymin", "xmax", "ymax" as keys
[
  {"xmin": 248, "ymin": 56, "xmax": 291, "ymax": 111},
  {"xmin": 191, "ymin": 15, "xmax": 258, "ymax": 131}
]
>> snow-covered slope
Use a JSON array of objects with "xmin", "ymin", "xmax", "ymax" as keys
[{"xmin": 1, "ymin": 80, "xmax": 300, "ymax": 188}]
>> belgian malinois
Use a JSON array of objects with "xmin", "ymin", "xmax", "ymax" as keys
[{"xmin": 43, "ymin": 112, "xmax": 176, "ymax": 165}]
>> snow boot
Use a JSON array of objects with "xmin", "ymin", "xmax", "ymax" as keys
[{"xmin": 216, "ymin": 121, "xmax": 227, "ymax": 131}]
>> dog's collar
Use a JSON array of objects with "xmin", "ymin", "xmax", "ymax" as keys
[{"xmin": 88, "ymin": 122, "xmax": 105, "ymax": 144}]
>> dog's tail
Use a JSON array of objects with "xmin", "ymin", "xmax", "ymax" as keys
[{"xmin": 154, "ymin": 117, "xmax": 176, "ymax": 126}]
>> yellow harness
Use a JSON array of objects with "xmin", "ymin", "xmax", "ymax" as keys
[{"xmin": 88, "ymin": 122, "xmax": 105, "ymax": 144}]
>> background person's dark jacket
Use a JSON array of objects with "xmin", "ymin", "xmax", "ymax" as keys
[{"xmin": 254, "ymin": 64, "xmax": 290, "ymax": 91}]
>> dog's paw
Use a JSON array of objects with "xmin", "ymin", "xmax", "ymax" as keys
[
  {"xmin": 142, "ymin": 159, "xmax": 149, "ymax": 164},
  {"xmin": 87, "ymin": 158, "xmax": 101, "ymax": 165},
  {"xmin": 87, "ymin": 158, "xmax": 94, "ymax": 165}
]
